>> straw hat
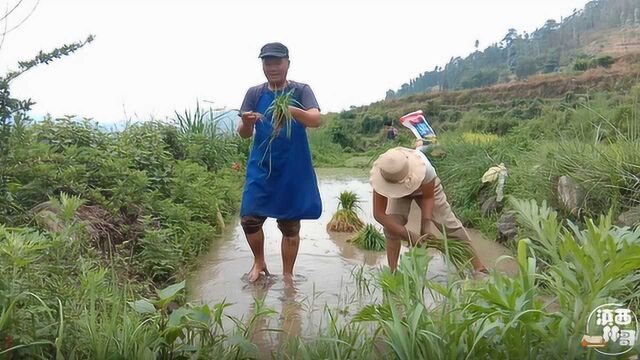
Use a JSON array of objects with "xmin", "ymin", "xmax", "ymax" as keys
[{"xmin": 370, "ymin": 147, "xmax": 427, "ymax": 198}]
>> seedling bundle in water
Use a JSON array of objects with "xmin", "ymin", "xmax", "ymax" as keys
[
  {"xmin": 327, "ymin": 191, "xmax": 365, "ymax": 232},
  {"xmin": 351, "ymin": 224, "xmax": 386, "ymax": 251},
  {"xmin": 411, "ymin": 233, "xmax": 475, "ymax": 273}
]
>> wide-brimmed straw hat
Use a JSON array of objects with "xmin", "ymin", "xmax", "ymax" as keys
[{"xmin": 370, "ymin": 147, "xmax": 426, "ymax": 198}]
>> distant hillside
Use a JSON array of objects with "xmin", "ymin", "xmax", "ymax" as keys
[{"xmin": 387, "ymin": 0, "xmax": 640, "ymax": 99}]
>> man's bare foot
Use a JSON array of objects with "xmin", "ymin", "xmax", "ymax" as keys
[
  {"xmin": 248, "ymin": 263, "xmax": 269, "ymax": 283},
  {"xmin": 283, "ymin": 272, "xmax": 294, "ymax": 286}
]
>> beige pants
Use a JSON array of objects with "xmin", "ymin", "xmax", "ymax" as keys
[{"xmin": 385, "ymin": 178, "xmax": 470, "ymax": 242}]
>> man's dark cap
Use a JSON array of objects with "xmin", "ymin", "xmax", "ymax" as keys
[{"xmin": 259, "ymin": 42, "xmax": 289, "ymax": 59}]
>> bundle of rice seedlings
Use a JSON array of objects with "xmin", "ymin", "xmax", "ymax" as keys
[
  {"xmin": 260, "ymin": 89, "xmax": 301, "ymax": 177},
  {"xmin": 410, "ymin": 233, "xmax": 474, "ymax": 273},
  {"xmin": 350, "ymin": 224, "xmax": 386, "ymax": 251},
  {"xmin": 266, "ymin": 89, "xmax": 299, "ymax": 140},
  {"xmin": 327, "ymin": 191, "xmax": 365, "ymax": 232}
]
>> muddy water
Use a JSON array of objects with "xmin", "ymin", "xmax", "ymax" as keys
[{"xmin": 189, "ymin": 170, "xmax": 516, "ymax": 346}]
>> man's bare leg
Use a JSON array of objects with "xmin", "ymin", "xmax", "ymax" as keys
[
  {"xmin": 241, "ymin": 216, "xmax": 269, "ymax": 282},
  {"xmin": 281, "ymin": 234, "xmax": 300, "ymax": 280},
  {"xmin": 385, "ymin": 238, "xmax": 402, "ymax": 272},
  {"xmin": 383, "ymin": 214, "xmax": 407, "ymax": 272},
  {"xmin": 278, "ymin": 220, "xmax": 301, "ymax": 280},
  {"xmin": 246, "ymin": 230, "xmax": 269, "ymax": 282}
]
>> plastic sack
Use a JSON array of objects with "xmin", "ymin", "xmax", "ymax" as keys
[
  {"xmin": 481, "ymin": 163, "xmax": 508, "ymax": 202},
  {"xmin": 399, "ymin": 110, "xmax": 437, "ymax": 144}
]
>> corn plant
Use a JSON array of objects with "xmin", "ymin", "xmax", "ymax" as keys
[{"xmin": 510, "ymin": 197, "xmax": 640, "ymax": 358}]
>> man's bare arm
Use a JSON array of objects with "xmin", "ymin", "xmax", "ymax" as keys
[
  {"xmin": 237, "ymin": 112, "xmax": 260, "ymax": 138},
  {"xmin": 420, "ymin": 180, "xmax": 436, "ymax": 236},
  {"xmin": 373, "ymin": 191, "xmax": 408, "ymax": 239},
  {"xmin": 289, "ymin": 107, "xmax": 321, "ymax": 128}
]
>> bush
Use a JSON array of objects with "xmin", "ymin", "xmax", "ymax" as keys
[
  {"xmin": 596, "ymin": 55, "xmax": 614, "ymax": 68},
  {"xmin": 360, "ymin": 114, "xmax": 384, "ymax": 135},
  {"xmin": 574, "ymin": 55, "xmax": 615, "ymax": 71},
  {"xmin": 459, "ymin": 111, "xmax": 519, "ymax": 135},
  {"xmin": 574, "ymin": 58, "xmax": 591, "ymax": 71}
]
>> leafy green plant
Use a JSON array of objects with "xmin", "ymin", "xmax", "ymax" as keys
[
  {"xmin": 348, "ymin": 206, "xmax": 640, "ymax": 359},
  {"xmin": 510, "ymin": 197, "xmax": 640, "ymax": 357}
]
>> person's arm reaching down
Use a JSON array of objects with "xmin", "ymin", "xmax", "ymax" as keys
[
  {"xmin": 373, "ymin": 191, "xmax": 416, "ymax": 240},
  {"xmin": 419, "ymin": 180, "xmax": 436, "ymax": 237}
]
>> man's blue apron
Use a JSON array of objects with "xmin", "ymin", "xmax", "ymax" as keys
[{"xmin": 239, "ymin": 86, "xmax": 322, "ymax": 220}]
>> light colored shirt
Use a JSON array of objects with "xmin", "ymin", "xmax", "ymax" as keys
[{"xmin": 408, "ymin": 150, "xmax": 437, "ymax": 197}]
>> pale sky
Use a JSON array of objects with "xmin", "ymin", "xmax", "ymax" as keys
[{"xmin": 1, "ymin": 0, "xmax": 588, "ymax": 123}]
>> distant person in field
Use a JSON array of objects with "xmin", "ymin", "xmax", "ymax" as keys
[
  {"xmin": 369, "ymin": 147, "xmax": 488, "ymax": 277},
  {"xmin": 384, "ymin": 119, "xmax": 398, "ymax": 141},
  {"xmin": 237, "ymin": 42, "xmax": 322, "ymax": 283}
]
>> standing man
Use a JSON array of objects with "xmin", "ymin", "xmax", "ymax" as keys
[
  {"xmin": 370, "ymin": 147, "xmax": 489, "ymax": 277},
  {"xmin": 237, "ymin": 42, "xmax": 322, "ymax": 282}
]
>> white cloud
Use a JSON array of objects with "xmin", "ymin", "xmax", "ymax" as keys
[{"xmin": 0, "ymin": 0, "xmax": 588, "ymax": 122}]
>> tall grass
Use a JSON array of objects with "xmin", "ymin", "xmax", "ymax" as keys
[
  {"xmin": 2, "ymin": 196, "xmax": 639, "ymax": 358},
  {"xmin": 349, "ymin": 199, "xmax": 640, "ymax": 359},
  {"xmin": 173, "ymin": 101, "xmax": 231, "ymax": 139}
]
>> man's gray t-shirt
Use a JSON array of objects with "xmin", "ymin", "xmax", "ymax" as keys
[{"xmin": 240, "ymin": 80, "xmax": 320, "ymax": 114}]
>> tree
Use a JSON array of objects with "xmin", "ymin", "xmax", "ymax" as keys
[
  {"xmin": 385, "ymin": 89, "xmax": 396, "ymax": 100},
  {"xmin": 0, "ymin": 35, "xmax": 94, "ymax": 220},
  {"xmin": 474, "ymin": 39, "xmax": 480, "ymax": 51},
  {"xmin": 0, "ymin": 35, "xmax": 94, "ymax": 151},
  {"xmin": 515, "ymin": 58, "xmax": 538, "ymax": 79},
  {"xmin": 501, "ymin": 28, "xmax": 518, "ymax": 48}
]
